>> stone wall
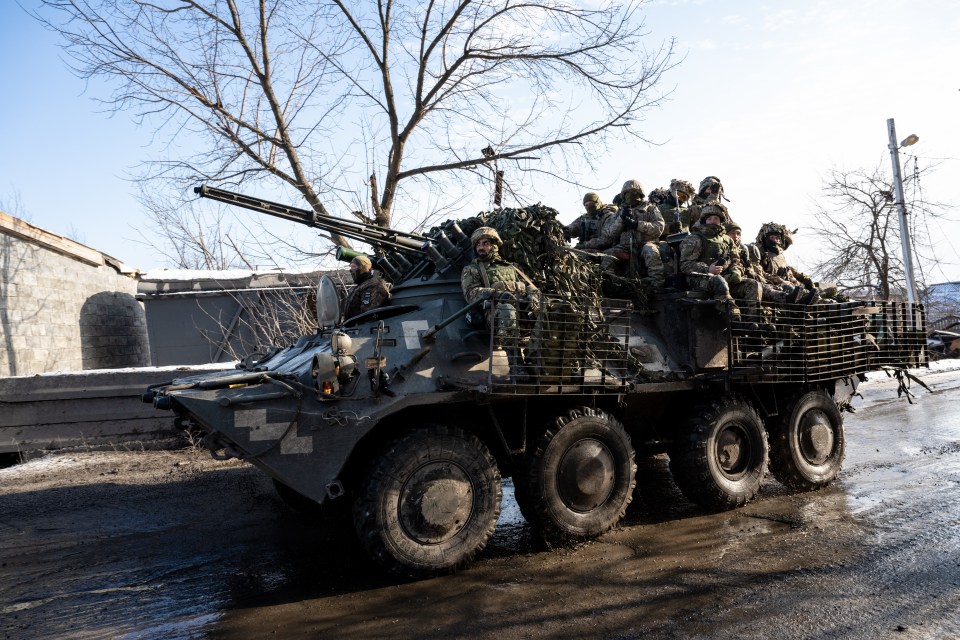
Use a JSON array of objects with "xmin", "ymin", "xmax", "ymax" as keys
[{"xmin": 0, "ymin": 213, "xmax": 149, "ymax": 376}]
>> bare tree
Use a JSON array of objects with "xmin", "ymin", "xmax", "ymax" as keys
[
  {"xmin": 809, "ymin": 161, "xmax": 946, "ymax": 300},
  {"xmin": 34, "ymin": 0, "xmax": 676, "ymax": 265}
]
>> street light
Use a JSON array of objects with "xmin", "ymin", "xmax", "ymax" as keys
[{"xmin": 886, "ymin": 118, "xmax": 919, "ymax": 306}]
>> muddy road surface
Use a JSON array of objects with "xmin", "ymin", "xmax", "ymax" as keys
[{"xmin": 2, "ymin": 365, "xmax": 959, "ymax": 639}]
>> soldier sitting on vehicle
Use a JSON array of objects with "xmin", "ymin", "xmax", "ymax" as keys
[
  {"xmin": 341, "ymin": 255, "xmax": 391, "ymax": 321},
  {"xmin": 726, "ymin": 220, "xmax": 792, "ymax": 305},
  {"xmin": 682, "ymin": 176, "xmax": 725, "ymax": 233},
  {"xmin": 649, "ymin": 178, "xmax": 696, "ymax": 238},
  {"xmin": 461, "ymin": 226, "xmax": 539, "ymax": 379},
  {"xmin": 616, "ymin": 179, "xmax": 667, "ymax": 287},
  {"xmin": 565, "ymin": 192, "xmax": 619, "ymax": 247},
  {"xmin": 680, "ymin": 204, "xmax": 762, "ymax": 323},
  {"xmin": 753, "ymin": 222, "xmax": 820, "ymax": 305}
]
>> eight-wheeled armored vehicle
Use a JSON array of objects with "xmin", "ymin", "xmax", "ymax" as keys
[{"xmin": 143, "ymin": 186, "xmax": 927, "ymax": 577}]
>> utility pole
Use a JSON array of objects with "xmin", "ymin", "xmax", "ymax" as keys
[{"xmin": 886, "ymin": 118, "xmax": 919, "ymax": 305}]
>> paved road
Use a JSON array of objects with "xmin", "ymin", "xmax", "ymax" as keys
[{"xmin": 1, "ymin": 365, "xmax": 958, "ymax": 639}]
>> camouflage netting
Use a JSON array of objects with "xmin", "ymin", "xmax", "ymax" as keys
[
  {"xmin": 457, "ymin": 204, "xmax": 603, "ymax": 299},
  {"xmin": 454, "ymin": 205, "xmax": 645, "ymax": 383}
]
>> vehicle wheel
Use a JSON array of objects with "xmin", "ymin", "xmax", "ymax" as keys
[
  {"xmin": 521, "ymin": 408, "xmax": 636, "ymax": 543},
  {"xmin": 769, "ymin": 388, "xmax": 845, "ymax": 491},
  {"xmin": 353, "ymin": 425, "xmax": 501, "ymax": 578},
  {"xmin": 670, "ymin": 395, "xmax": 768, "ymax": 510}
]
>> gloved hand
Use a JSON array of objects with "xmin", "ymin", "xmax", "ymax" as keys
[
  {"xmin": 478, "ymin": 289, "xmax": 494, "ymax": 300},
  {"xmin": 799, "ymin": 274, "xmax": 815, "ymax": 290},
  {"xmin": 620, "ymin": 213, "xmax": 638, "ymax": 231},
  {"xmin": 562, "ymin": 227, "xmax": 572, "ymax": 242}
]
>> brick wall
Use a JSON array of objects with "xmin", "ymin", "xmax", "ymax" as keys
[{"xmin": 0, "ymin": 219, "xmax": 150, "ymax": 376}]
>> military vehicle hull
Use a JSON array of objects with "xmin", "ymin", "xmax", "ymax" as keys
[{"xmin": 144, "ymin": 186, "xmax": 927, "ymax": 577}]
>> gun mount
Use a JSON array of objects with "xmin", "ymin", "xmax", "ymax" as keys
[{"xmin": 194, "ymin": 185, "xmax": 472, "ymax": 282}]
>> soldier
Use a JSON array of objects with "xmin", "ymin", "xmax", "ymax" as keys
[
  {"xmin": 617, "ymin": 179, "xmax": 667, "ymax": 286},
  {"xmin": 753, "ymin": 222, "xmax": 820, "ymax": 305},
  {"xmin": 565, "ymin": 192, "xmax": 618, "ymax": 247},
  {"xmin": 679, "ymin": 204, "xmax": 761, "ymax": 322},
  {"xmin": 649, "ymin": 178, "xmax": 696, "ymax": 237},
  {"xmin": 461, "ymin": 227, "xmax": 539, "ymax": 378},
  {"xmin": 726, "ymin": 220, "xmax": 792, "ymax": 305},
  {"xmin": 341, "ymin": 255, "xmax": 391, "ymax": 320},
  {"xmin": 682, "ymin": 176, "xmax": 724, "ymax": 233}
]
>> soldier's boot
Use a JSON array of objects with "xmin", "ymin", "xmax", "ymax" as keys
[
  {"xmin": 787, "ymin": 285, "xmax": 805, "ymax": 304},
  {"xmin": 800, "ymin": 288, "xmax": 822, "ymax": 305}
]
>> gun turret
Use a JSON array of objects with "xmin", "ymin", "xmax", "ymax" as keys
[{"xmin": 194, "ymin": 185, "xmax": 472, "ymax": 283}]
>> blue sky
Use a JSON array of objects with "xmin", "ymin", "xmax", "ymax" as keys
[{"xmin": 2, "ymin": 0, "xmax": 958, "ymax": 283}]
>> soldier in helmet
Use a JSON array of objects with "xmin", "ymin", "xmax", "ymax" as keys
[
  {"xmin": 565, "ymin": 192, "xmax": 619, "ymax": 247},
  {"xmin": 614, "ymin": 179, "xmax": 667, "ymax": 286},
  {"xmin": 726, "ymin": 220, "xmax": 792, "ymax": 305},
  {"xmin": 753, "ymin": 222, "xmax": 820, "ymax": 305},
  {"xmin": 461, "ymin": 226, "xmax": 539, "ymax": 378},
  {"xmin": 341, "ymin": 255, "xmax": 391, "ymax": 321},
  {"xmin": 679, "ymin": 203, "xmax": 761, "ymax": 321},
  {"xmin": 682, "ymin": 176, "xmax": 724, "ymax": 233},
  {"xmin": 649, "ymin": 178, "xmax": 696, "ymax": 237}
]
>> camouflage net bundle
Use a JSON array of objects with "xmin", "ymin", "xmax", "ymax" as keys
[
  {"xmin": 457, "ymin": 203, "xmax": 602, "ymax": 299},
  {"xmin": 456, "ymin": 205, "xmax": 643, "ymax": 383}
]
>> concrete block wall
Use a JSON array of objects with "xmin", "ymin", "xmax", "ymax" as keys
[{"xmin": 0, "ymin": 232, "xmax": 150, "ymax": 376}]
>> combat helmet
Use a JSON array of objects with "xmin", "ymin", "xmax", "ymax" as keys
[
  {"xmin": 471, "ymin": 226, "xmax": 503, "ymax": 247},
  {"xmin": 582, "ymin": 192, "xmax": 602, "ymax": 206},
  {"xmin": 620, "ymin": 179, "xmax": 646, "ymax": 198},
  {"xmin": 647, "ymin": 187, "xmax": 671, "ymax": 205},
  {"xmin": 669, "ymin": 178, "xmax": 696, "ymax": 201},
  {"xmin": 697, "ymin": 175, "xmax": 723, "ymax": 198},
  {"xmin": 698, "ymin": 202, "xmax": 729, "ymax": 226},
  {"xmin": 756, "ymin": 222, "xmax": 794, "ymax": 251}
]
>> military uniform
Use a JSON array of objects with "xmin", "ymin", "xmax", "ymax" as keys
[
  {"xmin": 567, "ymin": 205, "xmax": 620, "ymax": 247},
  {"xmin": 649, "ymin": 178, "xmax": 695, "ymax": 238},
  {"xmin": 753, "ymin": 222, "xmax": 818, "ymax": 304},
  {"xmin": 461, "ymin": 229, "xmax": 539, "ymax": 347},
  {"xmin": 566, "ymin": 192, "xmax": 619, "ymax": 247},
  {"xmin": 682, "ymin": 176, "xmax": 724, "ymax": 233},
  {"xmin": 608, "ymin": 179, "xmax": 666, "ymax": 285},
  {"xmin": 342, "ymin": 270, "xmax": 391, "ymax": 319},
  {"xmin": 680, "ymin": 204, "xmax": 761, "ymax": 317},
  {"xmin": 726, "ymin": 220, "xmax": 791, "ymax": 305}
]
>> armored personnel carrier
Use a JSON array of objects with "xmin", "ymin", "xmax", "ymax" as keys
[{"xmin": 142, "ymin": 186, "xmax": 927, "ymax": 577}]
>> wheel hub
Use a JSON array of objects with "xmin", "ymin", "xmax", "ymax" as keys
[
  {"xmin": 716, "ymin": 424, "xmax": 750, "ymax": 478},
  {"xmin": 798, "ymin": 409, "xmax": 834, "ymax": 465},
  {"xmin": 398, "ymin": 463, "xmax": 474, "ymax": 544},
  {"xmin": 557, "ymin": 438, "xmax": 615, "ymax": 512}
]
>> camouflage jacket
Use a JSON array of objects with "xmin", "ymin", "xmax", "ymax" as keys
[
  {"xmin": 682, "ymin": 194, "xmax": 720, "ymax": 233},
  {"xmin": 736, "ymin": 242, "xmax": 766, "ymax": 282},
  {"xmin": 461, "ymin": 255, "xmax": 537, "ymax": 303},
  {"xmin": 679, "ymin": 225, "xmax": 744, "ymax": 284},
  {"xmin": 754, "ymin": 245, "xmax": 814, "ymax": 289},
  {"xmin": 343, "ymin": 272, "xmax": 391, "ymax": 319},
  {"xmin": 620, "ymin": 201, "xmax": 666, "ymax": 246},
  {"xmin": 579, "ymin": 208, "xmax": 623, "ymax": 251},
  {"xmin": 566, "ymin": 204, "xmax": 619, "ymax": 246}
]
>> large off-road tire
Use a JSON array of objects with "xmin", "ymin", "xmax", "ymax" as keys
[
  {"xmin": 521, "ymin": 408, "xmax": 636, "ymax": 544},
  {"xmin": 768, "ymin": 388, "xmax": 845, "ymax": 491},
  {"xmin": 670, "ymin": 395, "xmax": 768, "ymax": 511},
  {"xmin": 353, "ymin": 426, "xmax": 501, "ymax": 578}
]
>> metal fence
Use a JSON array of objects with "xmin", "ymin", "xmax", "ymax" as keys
[{"xmin": 729, "ymin": 300, "xmax": 926, "ymax": 382}]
